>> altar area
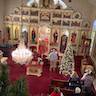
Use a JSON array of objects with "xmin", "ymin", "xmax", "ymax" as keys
[{"xmin": 2, "ymin": 0, "xmax": 91, "ymax": 57}]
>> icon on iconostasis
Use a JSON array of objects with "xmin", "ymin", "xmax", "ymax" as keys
[
  {"xmin": 60, "ymin": 35, "xmax": 68, "ymax": 53},
  {"xmin": 83, "ymin": 39, "xmax": 91, "ymax": 56},
  {"xmin": 71, "ymin": 32, "xmax": 77, "ymax": 44},
  {"xmin": 81, "ymin": 32, "xmax": 87, "ymax": 45},
  {"xmin": 53, "ymin": 30, "xmax": 58, "ymax": 44},
  {"xmin": 22, "ymin": 30, "xmax": 28, "ymax": 44},
  {"xmin": 31, "ymin": 28, "xmax": 36, "ymax": 44},
  {"xmin": 0, "ymin": 30, "xmax": 1, "ymax": 37},
  {"xmin": 51, "ymin": 29, "xmax": 59, "ymax": 46},
  {"xmin": 42, "ymin": 0, "xmax": 50, "ymax": 8},
  {"xmin": 81, "ymin": 32, "xmax": 87, "ymax": 54},
  {"xmin": 14, "ymin": 27, "xmax": 19, "ymax": 40},
  {"xmin": 6, "ymin": 27, "xmax": 11, "ymax": 40}
]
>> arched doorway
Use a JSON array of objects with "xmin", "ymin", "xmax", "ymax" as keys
[{"xmin": 38, "ymin": 25, "xmax": 51, "ymax": 55}]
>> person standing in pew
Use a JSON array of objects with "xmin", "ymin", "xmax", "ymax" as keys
[
  {"xmin": 81, "ymin": 69, "xmax": 95, "ymax": 96},
  {"xmin": 69, "ymin": 71, "xmax": 81, "ymax": 89}
]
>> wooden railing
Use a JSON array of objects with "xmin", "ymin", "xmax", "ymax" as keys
[{"xmin": 48, "ymin": 79, "xmax": 75, "ymax": 96}]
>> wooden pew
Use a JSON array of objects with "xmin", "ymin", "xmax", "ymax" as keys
[{"xmin": 48, "ymin": 79, "xmax": 75, "ymax": 96}]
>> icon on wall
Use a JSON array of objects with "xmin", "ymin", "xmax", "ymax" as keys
[
  {"xmin": 60, "ymin": 35, "xmax": 68, "ymax": 53},
  {"xmin": 31, "ymin": 28, "xmax": 36, "ymax": 44}
]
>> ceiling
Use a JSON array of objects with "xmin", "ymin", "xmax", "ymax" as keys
[
  {"xmin": 27, "ymin": 0, "xmax": 96, "ymax": 7},
  {"xmin": 86, "ymin": 0, "xmax": 96, "ymax": 7}
]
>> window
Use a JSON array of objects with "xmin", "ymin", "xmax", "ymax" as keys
[
  {"xmin": 90, "ymin": 20, "xmax": 96, "ymax": 53},
  {"xmin": 53, "ymin": 0, "xmax": 67, "ymax": 9},
  {"xmin": 27, "ymin": 0, "xmax": 67, "ymax": 9},
  {"xmin": 27, "ymin": 0, "xmax": 39, "ymax": 6}
]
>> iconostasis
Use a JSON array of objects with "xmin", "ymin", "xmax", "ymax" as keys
[{"xmin": 4, "ymin": 5, "xmax": 91, "ymax": 55}]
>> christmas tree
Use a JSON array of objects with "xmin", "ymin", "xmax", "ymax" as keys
[
  {"xmin": 59, "ymin": 44, "xmax": 75, "ymax": 75},
  {"xmin": 14, "ymin": 76, "xmax": 28, "ymax": 96},
  {"xmin": 0, "ymin": 63, "xmax": 28, "ymax": 96},
  {"xmin": 0, "ymin": 63, "xmax": 9, "ymax": 96}
]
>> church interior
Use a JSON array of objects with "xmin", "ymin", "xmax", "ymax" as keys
[{"xmin": 0, "ymin": 0, "xmax": 96, "ymax": 96}]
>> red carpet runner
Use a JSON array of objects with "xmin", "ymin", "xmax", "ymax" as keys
[{"xmin": 7, "ymin": 56, "xmax": 82, "ymax": 96}]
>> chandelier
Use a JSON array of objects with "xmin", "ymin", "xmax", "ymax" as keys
[
  {"xmin": 12, "ymin": 39, "xmax": 32, "ymax": 65},
  {"xmin": 11, "ymin": 0, "xmax": 33, "ymax": 65}
]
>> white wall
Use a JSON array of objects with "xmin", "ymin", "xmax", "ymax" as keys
[
  {"xmin": 90, "ymin": 6, "xmax": 96, "ymax": 68},
  {"xmin": 90, "ymin": 32, "xmax": 96, "ymax": 69},
  {"xmin": 90, "ymin": 6, "xmax": 96, "ymax": 23},
  {"xmin": 63, "ymin": 0, "xmax": 93, "ymax": 21},
  {"xmin": 5, "ymin": 0, "xmax": 27, "ymax": 15}
]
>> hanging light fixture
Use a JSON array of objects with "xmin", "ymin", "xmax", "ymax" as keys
[
  {"xmin": 12, "ymin": 39, "xmax": 32, "ymax": 65},
  {"xmin": 11, "ymin": 0, "xmax": 33, "ymax": 65},
  {"xmin": 69, "ymin": 0, "xmax": 72, "ymax": 2}
]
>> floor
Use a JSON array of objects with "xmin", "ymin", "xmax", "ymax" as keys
[
  {"xmin": 5, "ymin": 53, "xmax": 96, "ymax": 96},
  {"xmin": 8, "ymin": 57, "xmax": 70, "ymax": 96}
]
